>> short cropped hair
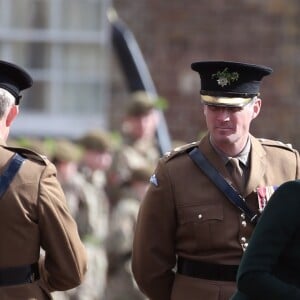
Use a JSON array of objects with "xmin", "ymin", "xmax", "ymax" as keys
[{"xmin": 0, "ymin": 88, "xmax": 15, "ymax": 118}]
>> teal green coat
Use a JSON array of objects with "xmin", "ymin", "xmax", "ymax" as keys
[{"xmin": 231, "ymin": 180, "xmax": 300, "ymax": 300}]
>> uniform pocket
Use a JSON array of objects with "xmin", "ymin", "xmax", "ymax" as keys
[{"xmin": 177, "ymin": 204, "xmax": 224, "ymax": 251}]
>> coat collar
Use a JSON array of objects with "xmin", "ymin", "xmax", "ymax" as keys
[
  {"xmin": 0, "ymin": 137, "xmax": 6, "ymax": 146},
  {"xmin": 198, "ymin": 134, "xmax": 232, "ymax": 181},
  {"xmin": 245, "ymin": 135, "xmax": 266, "ymax": 195},
  {"xmin": 198, "ymin": 134, "xmax": 266, "ymax": 197}
]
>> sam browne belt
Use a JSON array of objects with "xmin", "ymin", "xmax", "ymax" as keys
[
  {"xmin": 177, "ymin": 257, "xmax": 238, "ymax": 281},
  {"xmin": 0, "ymin": 263, "xmax": 40, "ymax": 286}
]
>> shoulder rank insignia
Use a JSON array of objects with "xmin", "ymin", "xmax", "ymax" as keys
[
  {"xmin": 257, "ymin": 185, "xmax": 278, "ymax": 212},
  {"xmin": 149, "ymin": 174, "xmax": 158, "ymax": 187}
]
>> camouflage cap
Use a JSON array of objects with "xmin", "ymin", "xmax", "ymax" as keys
[
  {"xmin": 126, "ymin": 91, "xmax": 156, "ymax": 117},
  {"xmin": 78, "ymin": 129, "xmax": 112, "ymax": 152}
]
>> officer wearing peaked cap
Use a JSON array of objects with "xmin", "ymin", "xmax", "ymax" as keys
[
  {"xmin": 0, "ymin": 60, "xmax": 87, "ymax": 299},
  {"xmin": 132, "ymin": 60, "xmax": 300, "ymax": 300}
]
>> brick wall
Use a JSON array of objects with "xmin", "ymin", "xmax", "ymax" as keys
[{"xmin": 111, "ymin": 0, "xmax": 300, "ymax": 150}]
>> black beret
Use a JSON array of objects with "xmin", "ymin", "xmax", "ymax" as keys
[
  {"xmin": 0, "ymin": 60, "xmax": 33, "ymax": 104},
  {"xmin": 191, "ymin": 60, "xmax": 272, "ymax": 107}
]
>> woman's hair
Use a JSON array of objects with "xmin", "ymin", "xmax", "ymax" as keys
[{"xmin": 0, "ymin": 88, "xmax": 15, "ymax": 118}]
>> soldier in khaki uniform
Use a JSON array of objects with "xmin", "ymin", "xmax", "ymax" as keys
[
  {"xmin": 132, "ymin": 61, "xmax": 300, "ymax": 300},
  {"xmin": 0, "ymin": 60, "xmax": 87, "ymax": 299}
]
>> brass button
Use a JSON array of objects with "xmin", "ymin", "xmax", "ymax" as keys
[
  {"xmin": 241, "ymin": 221, "xmax": 247, "ymax": 227},
  {"xmin": 198, "ymin": 214, "xmax": 203, "ymax": 219},
  {"xmin": 240, "ymin": 237, "xmax": 246, "ymax": 243}
]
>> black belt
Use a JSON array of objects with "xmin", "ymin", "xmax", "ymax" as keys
[
  {"xmin": 0, "ymin": 263, "xmax": 40, "ymax": 286},
  {"xmin": 177, "ymin": 257, "xmax": 238, "ymax": 281}
]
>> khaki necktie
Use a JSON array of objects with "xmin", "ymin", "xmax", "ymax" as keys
[{"xmin": 229, "ymin": 157, "xmax": 244, "ymax": 192}]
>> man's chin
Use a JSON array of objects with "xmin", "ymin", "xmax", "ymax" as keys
[{"xmin": 213, "ymin": 134, "xmax": 235, "ymax": 146}]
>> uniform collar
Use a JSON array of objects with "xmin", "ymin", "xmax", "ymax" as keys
[{"xmin": 209, "ymin": 136, "xmax": 251, "ymax": 167}]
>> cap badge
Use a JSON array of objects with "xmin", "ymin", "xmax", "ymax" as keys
[{"xmin": 212, "ymin": 68, "xmax": 239, "ymax": 87}]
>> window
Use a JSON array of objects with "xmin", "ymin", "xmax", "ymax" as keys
[{"xmin": 0, "ymin": 0, "xmax": 111, "ymax": 138}]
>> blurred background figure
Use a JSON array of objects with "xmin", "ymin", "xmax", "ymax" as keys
[
  {"xmin": 77, "ymin": 129, "xmax": 113, "ymax": 247},
  {"xmin": 51, "ymin": 139, "xmax": 87, "ymax": 237},
  {"xmin": 52, "ymin": 130, "xmax": 114, "ymax": 300},
  {"xmin": 107, "ymin": 91, "xmax": 161, "ymax": 208},
  {"xmin": 104, "ymin": 165, "xmax": 153, "ymax": 300},
  {"xmin": 50, "ymin": 138, "xmax": 87, "ymax": 300},
  {"xmin": 75, "ymin": 129, "xmax": 113, "ymax": 300}
]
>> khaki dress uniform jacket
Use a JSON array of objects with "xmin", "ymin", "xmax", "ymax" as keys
[
  {"xmin": 132, "ymin": 134, "xmax": 300, "ymax": 300},
  {"xmin": 0, "ymin": 142, "xmax": 87, "ymax": 299}
]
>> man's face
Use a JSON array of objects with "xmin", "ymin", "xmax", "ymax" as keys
[
  {"xmin": 83, "ymin": 149, "xmax": 112, "ymax": 171},
  {"xmin": 203, "ymin": 98, "xmax": 261, "ymax": 150},
  {"xmin": 123, "ymin": 110, "xmax": 158, "ymax": 140}
]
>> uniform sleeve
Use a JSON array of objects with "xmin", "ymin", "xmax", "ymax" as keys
[
  {"xmin": 132, "ymin": 159, "xmax": 177, "ymax": 300},
  {"xmin": 37, "ymin": 163, "xmax": 87, "ymax": 292},
  {"xmin": 236, "ymin": 180, "xmax": 300, "ymax": 300}
]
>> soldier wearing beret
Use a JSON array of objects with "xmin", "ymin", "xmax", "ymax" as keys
[
  {"xmin": 52, "ymin": 139, "xmax": 85, "ymax": 238},
  {"xmin": 131, "ymin": 60, "xmax": 300, "ymax": 300},
  {"xmin": 76, "ymin": 129, "xmax": 113, "ymax": 299},
  {"xmin": 105, "ymin": 165, "xmax": 153, "ymax": 300},
  {"xmin": 0, "ymin": 60, "xmax": 87, "ymax": 298},
  {"xmin": 107, "ymin": 91, "xmax": 160, "ymax": 208}
]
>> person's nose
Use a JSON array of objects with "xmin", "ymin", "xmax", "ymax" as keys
[{"xmin": 216, "ymin": 108, "xmax": 230, "ymax": 121}]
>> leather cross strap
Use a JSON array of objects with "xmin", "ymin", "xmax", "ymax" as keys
[
  {"xmin": 0, "ymin": 153, "xmax": 26, "ymax": 198},
  {"xmin": 188, "ymin": 147, "xmax": 258, "ymax": 224}
]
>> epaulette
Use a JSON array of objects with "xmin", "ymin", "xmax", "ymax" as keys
[
  {"xmin": 162, "ymin": 141, "xmax": 199, "ymax": 162},
  {"xmin": 258, "ymin": 138, "xmax": 294, "ymax": 151},
  {"xmin": 2, "ymin": 146, "xmax": 49, "ymax": 165}
]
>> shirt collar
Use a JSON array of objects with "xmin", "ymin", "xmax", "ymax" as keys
[{"xmin": 210, "ymin": 136, "xmax": 251, "ymax": 167}]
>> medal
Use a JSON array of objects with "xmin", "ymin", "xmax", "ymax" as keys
[{"xmin": 257, "ymin": 185, "xmax": 278, "ymax": 212}]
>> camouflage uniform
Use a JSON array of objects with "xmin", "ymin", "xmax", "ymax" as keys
[
  {"xmin": 51, "ymin": 138, "xmax": 110, "ymax": 300},
  {"xmin": 107, "ymin": 91, "xmax": 161, "ymax": 207},
  {"xmin": 105, "ymin": 167, "xmax": 152, "ymax": 300},
  {"xmin": 77, "ymin": 130, "xmax": 112, "ymax": 300}
]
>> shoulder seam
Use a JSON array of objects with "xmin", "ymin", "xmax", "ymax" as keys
[{"xmin": 163, "ymin": 141, "xmax": 199, "ymax": 162}]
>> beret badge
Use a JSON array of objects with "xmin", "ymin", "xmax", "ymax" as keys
[{"xmin": 212, "ymin": 67, "xmax": 239, "ymax": 87}]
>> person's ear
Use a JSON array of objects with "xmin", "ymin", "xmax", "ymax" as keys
[
  {"xmin": 252, "ymin": 98, "xmax": 261, "ymax": 119},
  {"xmin": 6, "ymin": 105, "xmax": 19, "ymax": 126}
]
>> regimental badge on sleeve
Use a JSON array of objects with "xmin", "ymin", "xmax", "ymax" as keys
[
  {"xmin": 149, "ymin": 174, "xmax": 158, "ymax": 187},
  {"xmin": 257, "ymin": 185, "xmax": 278, "ymax": 212}
]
